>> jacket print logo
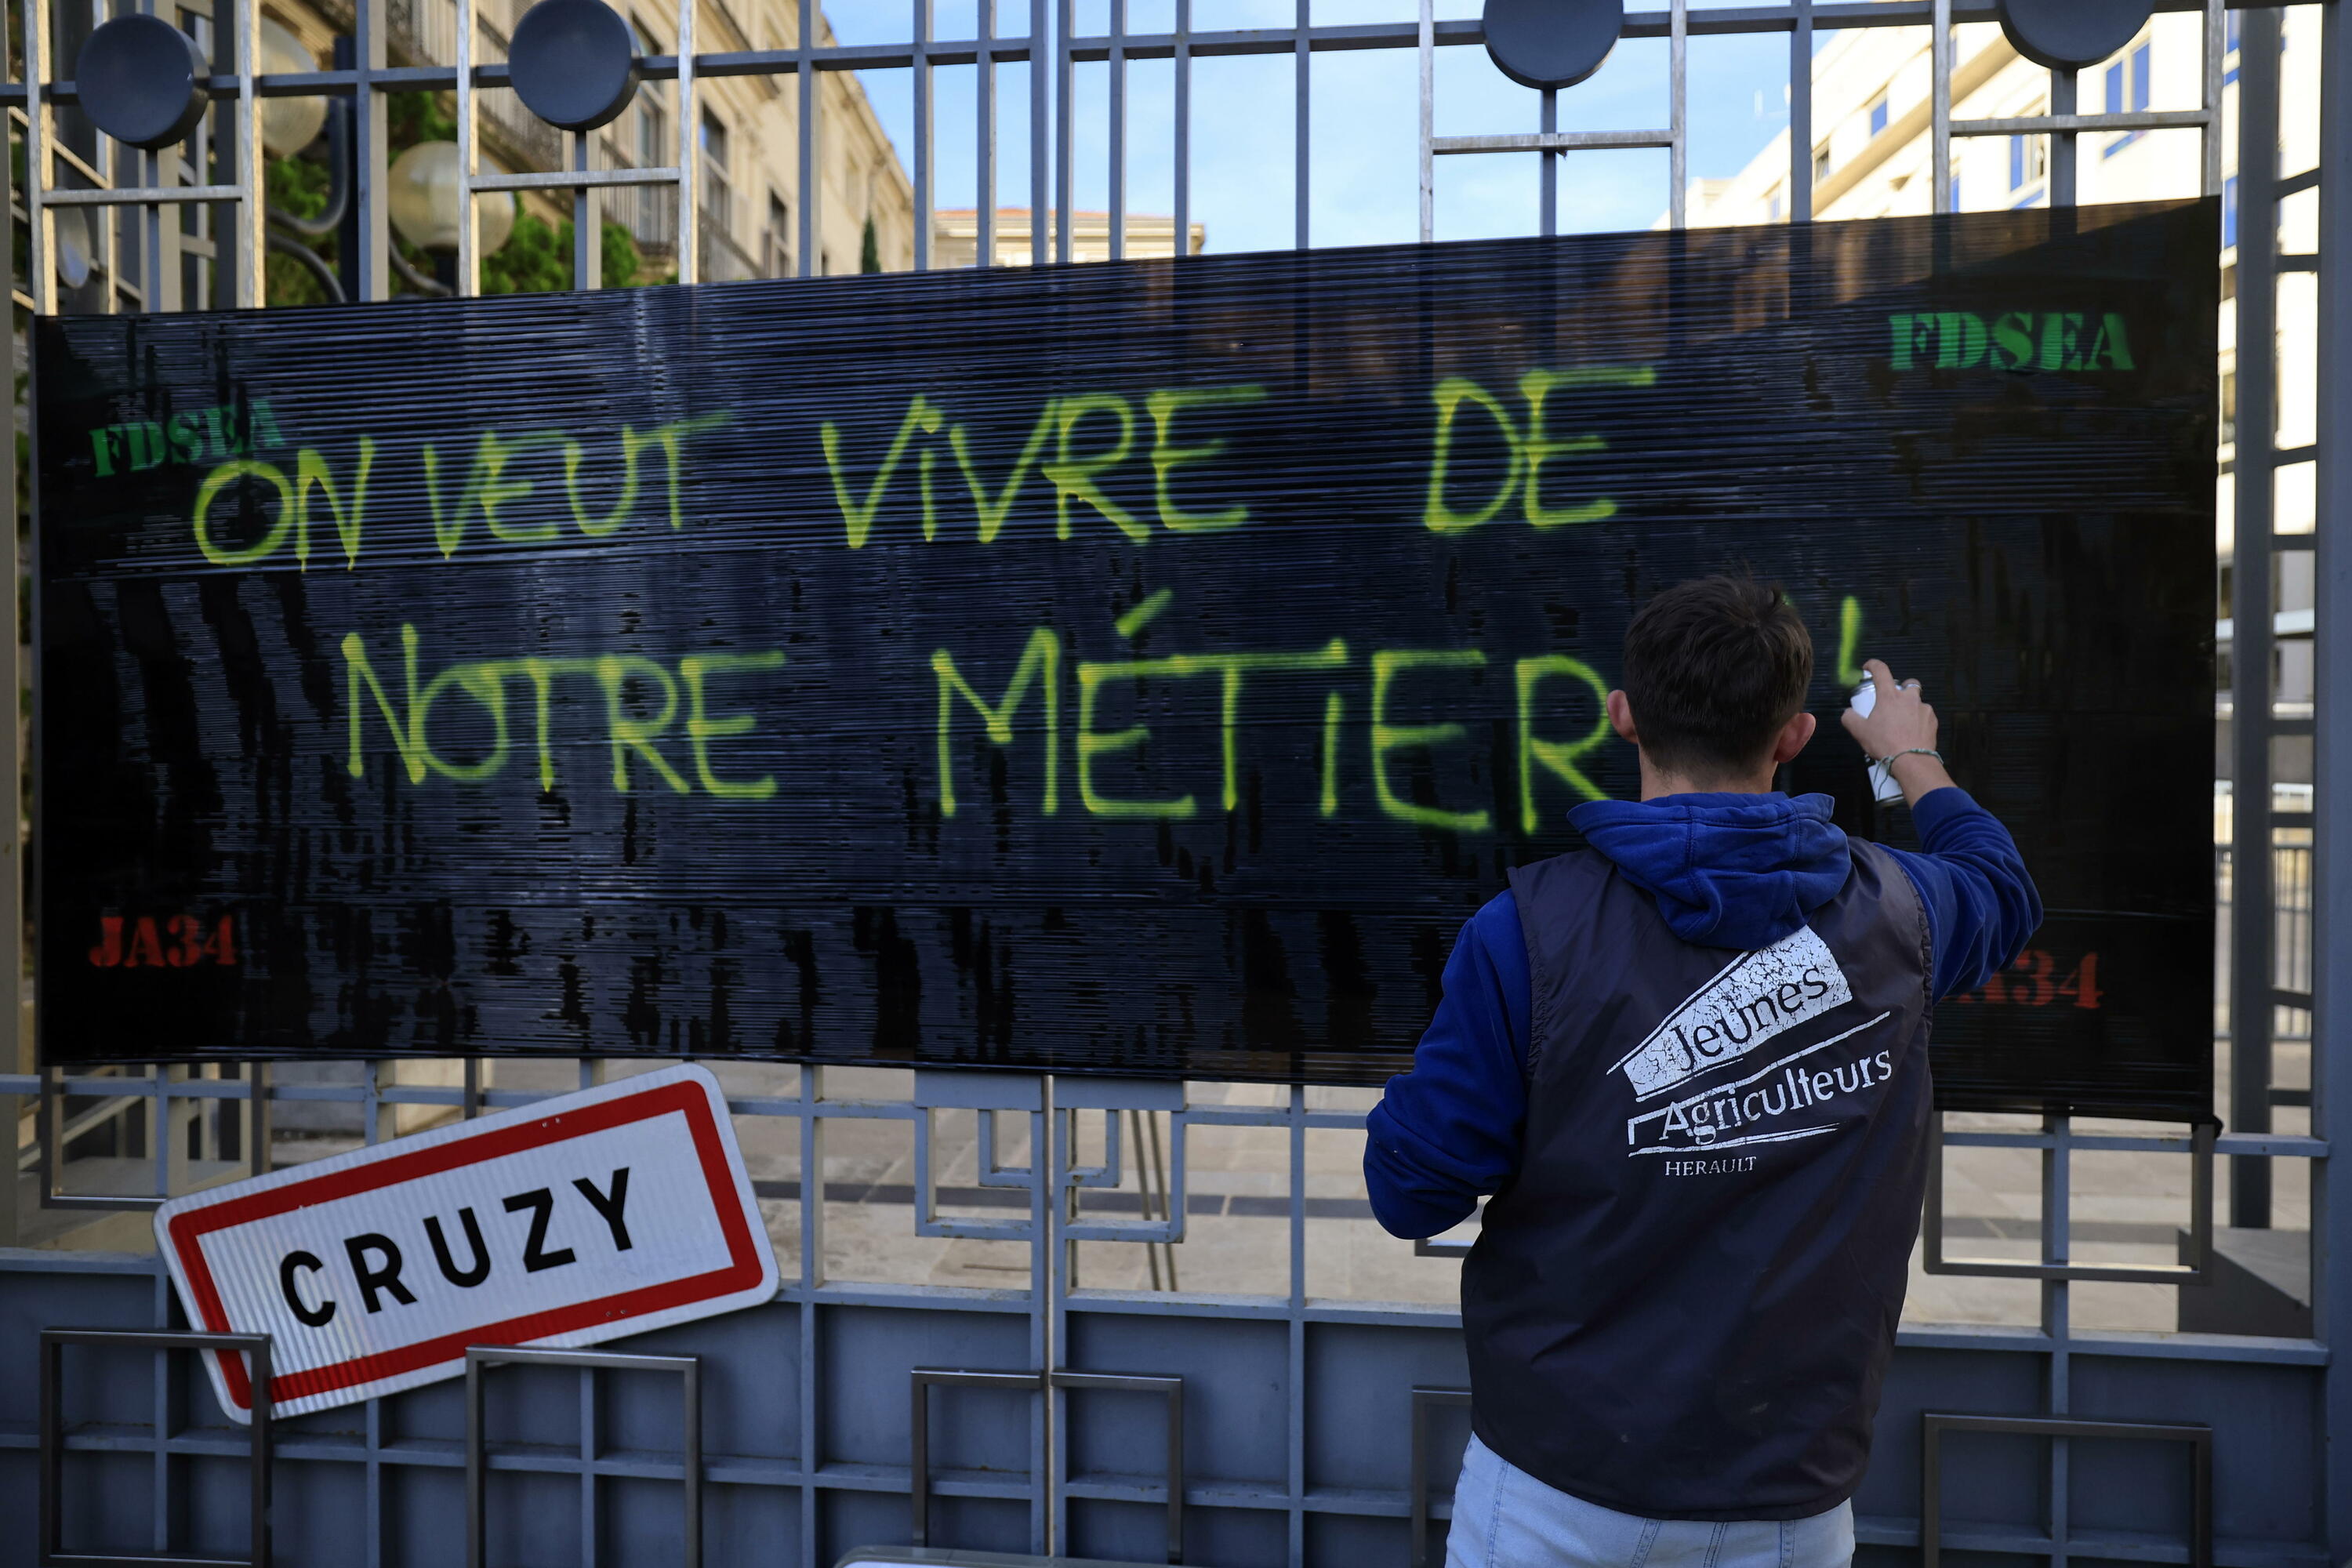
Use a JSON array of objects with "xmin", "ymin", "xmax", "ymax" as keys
[
  {"xmin": 1624, "ymin": 1012, "xmax": 1895, "ymax": 1160},
  {"xmin": 1611, "ymin": 925, "xmax": 1853, "ymax": 1100}
]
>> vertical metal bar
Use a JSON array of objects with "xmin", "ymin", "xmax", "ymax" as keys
[
  {"xmin": 797, "ymin": 0, "xmax": 817, "ymax": 276},
  {"xmin": 249, "ymin": 1339, "xmax": 274, "ymax": 1567},
  {"xmin": 573, "ymin": 133, "xmax": 601, "ymax": 289},
  {"xmin": 24, "ymin": 0, "xmax": 52, "ymax": 315},
  {"xmin": 1930, "ymin": 0, "xmax": 1951, "ymax": 214},
  {"xmin": 39, "ymin": 1334, "xmax": 60, "ymax": 1561},
  {"xmin": 1291, "ymin": 0, "xmax": 1307, "ymax": 249},
  {"xmin": 1286, "ymin": 1083, "xmax": 1305, "ymax": 1566},
  {"xmin": 1032, "ymin": 0, "xmax": 1048, "ymax": 265},
  {"xmin": 466, "ymin": 1354, "xmax": 486, "ymax": 1568},
  {"xmin": 2310, "ymin": 6, "xmax": 2352, "ymax": 1559},
  {"xmin": 2200, "ymin": 0, "xmax": 2224, "ymax": 200},
  {"xmin": 1033, "ymin": 1092, "xmax": 1052, "ymax": 1555},
  {"xmin": 579, "ymin": 1367, "xmax": 598, "ymax": 1568},
  {"xmin": 1109, "ymin": 0, "xmax": 1125, "ymax": 260},
  {"xmin": 797, "ymin": 1066, "xmax": 822, "ymax": 1567},
  {"xmin": 2234, "ymin": 5, "xmax": 2283, "ymax": 1231},
  {"xmin": 365, "ymin": 1396, "xmax": 385, "ymax": 1568},
  {"xmin": 231, "ymin": 0, "xmax": 264, "ymax": 306},
  {"xmin": 1047, "ymin": 1092, "xmax": 1069, "ymax": 1554},
  {"xmin": 682, "ymin": 1359, "xmax": 702, "ymax": 1568},
  {"xmin": 2049, "ymin": 69, "xmax": 2078, "ymax": 208},
  {"xmin": 1417, "ymin": 0, "xmax": 1432, "ymax": 242},
  {"xmin": 1668, "ymin": 0, "xmax": 1686, "ymax": 230},
  {"xmin": 674, "ymin": 0, "xmax": 699, "ymax": 284},
  {"xmin": 1055, "ymin": 0, "xmax": 1073, "ymax": 262},
  {"xmin": 2044, "ymin": 1115, "xmax": 2072, "ymax": 1567},
  {"xmin": 354, "ymin": 0, "xmax": 390, "ymax": 300},
  {"xmin": 910, "ymin": 1377, "xmax": 931, "ymax": 1547},
  {"xmin": 914, "ymin": 0, "xmax": 933, "ymax": 270},
  {"xmin": 1164, "ymin": 1376, "xmax": 1184, "ymax": 1563},
  {"xmin": 1174, "ymin": 0, "xmax": 1190, "ymax": 256},
  {"xmin": 1788, "ymin": 0, "xmax": 1812, "ymax": 221},
  {"xmin": 151, "ymin": 1327, "xmax": 169, "ymax": 1555},
  {"xmin": 1537, "ymin": 90, "xmax": 1555, "ymax": 238},
  {"xmin": 455, "ymin": 0, "xmax": 480, "ymax": 295},
  {"xmin": 977, "ymin": 0, "xmax": 996, "ymax": 267},
  {"xmin": 0, "ymin": 90, "xmax": 19, "ymax": 1250}
]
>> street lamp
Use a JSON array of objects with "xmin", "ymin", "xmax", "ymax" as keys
[
  {"xmin": 386, "ymin": 141, "xmax": 517, "ymax": 256},
  {"xmin": 258, "ymin": 16, "xmax": 328, "ymax": 158}
]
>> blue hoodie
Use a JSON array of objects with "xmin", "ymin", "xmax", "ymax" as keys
[{"xmin": 1363, "ymin": 786, "xmax": 2041, "ymax": 1239}]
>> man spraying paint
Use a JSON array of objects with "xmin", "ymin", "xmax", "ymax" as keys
[{"xmin": 1364, "ymin": 575, "xmax": 2040, "ymax": 1567}]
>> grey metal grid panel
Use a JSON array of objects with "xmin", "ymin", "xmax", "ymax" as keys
[{"xmin": 0, "ymin": 1, "xmax": 2341, "ymax": 1564}]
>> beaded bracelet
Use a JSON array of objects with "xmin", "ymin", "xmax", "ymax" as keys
[{"xmin": 1872, "ymin": 747, "xmax": 1944, "ymax": 768}]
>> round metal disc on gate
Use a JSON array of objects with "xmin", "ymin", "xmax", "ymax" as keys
[
  {"xmin": 508, "ymin": 0, "xmax": 642, "ymax": 132},
  {"xmin": 74, "ymin": 14, "xmax": 211, "ymax": 150},
  {"xmin": 1996, "ymin": 0, "xmax": 2154, "ymax": 72},
  {"xmin": 1482, "ymin": 0, "xmax": 1623, "ymax": 91}
]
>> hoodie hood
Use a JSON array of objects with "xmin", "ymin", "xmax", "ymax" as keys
[{"xmin": 1566, "ymin": 791, "xmax": 1851, "ymax": 951}]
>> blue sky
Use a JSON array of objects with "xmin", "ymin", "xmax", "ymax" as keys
[{"xmin": 816, "ymin": 1, "xmax": 1809, "ymax": 254}]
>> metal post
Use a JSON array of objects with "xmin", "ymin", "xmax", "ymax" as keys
[
  {"xmin": 1930, "ymin": 0, "xmax": 1951, "ymax": 213},
  {"xmin": 572, "ymin": 133, "xmax": 601, "ymax": 290},
  {"xmin": 455, "ymin": 0, "xmax": 481, "ymax": 296},
  {"xmin": 674, "ymin": 0, "xmax": 699, "ymax": 285},
  {"xmin": 353, "ymin": 0, "xmax": 390, "ymax": 301},
  {"xmin": 2234, "ymin": 5, "xmax": 2284, "ymax": 1230},
  {"xmin": 1108, "ymin": 0, "xmax": 1124, "ymax": 260},
  {"xmin": 797, "ymin": 0, "xmax": 818, "ymax": 276},
  {"xmin": 0, "ymin": 94, "xmax": 18, "ymax": 1249},
  {"xmin": 915, "ymin": 0, "xmax": 934, "ymax": 270},
  {"xmin": 1417, "ymin": 0, "xmax": 1433, "ymax": 242},
  {"xmin": 23, "ymin": 0, "xmax": 52, "ymax": 316},
  {"xmin": 2311, "ymin": 5, "xmax": 2352, "ymax": 1553},
  {"xmin": 2049, "ymin": 68, "xmax": 2078, "ymax": 209},
  {"xmin": 1788, "ymin": 0, "xmax": 1812, "ymax": 221},
  {"xmin": 230, "ymin": 0, "xmax": 264, "ymax": 307},
  {"xmin": 1667, "ymin": 0, "xmax": 1686, "ymax": 230}
]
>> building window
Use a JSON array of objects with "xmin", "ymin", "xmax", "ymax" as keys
[
  {"xmin": 2104, "ymin": 39, "xmax": 2152, "ymax": 155},
  {"xmin": 1949, "ymin": 176, "xmax": 1961, "ymax": 209},
  {"xmin": 1766, "ymin": 184, "xmax": 1783, "ymax": 222},
  {"xmin": 2223, "ymin": 173, "xmax": 2240, "ymax": 249},
  {"xmin": 1813, "ymin": 144, "xmax": 1831, "ymax": 185},
  {"xmin": 700, "ymin": 110, "xmax": 733, "ymax": 230},
  {"xmin": 637, "ymin": 96, "xmax": 668, "ymax": 167},
  {"xmin": 2009, "ymin": 132, "xmax": 2046, "ymax": 191},
  {"xmin": 766, "ymin": 194, "xmax": 792, "ymax": 277},
  {"xmin": 1867, "ymin": 96, "xmax": 1888, "ymax": 136}
]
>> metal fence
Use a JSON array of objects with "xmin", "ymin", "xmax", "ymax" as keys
[{"xmin": 1, "ymin": 2, "xmax": 2347, "ymax": 1566}]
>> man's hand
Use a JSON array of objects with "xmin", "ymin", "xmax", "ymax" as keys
[{"xmin": 1838, "ymin": 658, "xmax": 1955, "ymax": 807}]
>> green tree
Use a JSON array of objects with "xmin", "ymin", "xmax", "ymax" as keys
[{"xmin": 860, "ymin": 216, "xmax": 881, "ymax": 273}]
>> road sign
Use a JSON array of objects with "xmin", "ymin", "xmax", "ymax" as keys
[{"xmin": 155, "ymin": 1064, "xmax": 776, "ymax": 1421}]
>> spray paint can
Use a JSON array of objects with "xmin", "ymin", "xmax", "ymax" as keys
[{"xmin": 1847, "ymin": 674, "xmax": 1907, "ymax": 805}]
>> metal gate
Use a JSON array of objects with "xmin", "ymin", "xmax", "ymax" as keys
[{"xmin": 1, "ymin": 2, "xmax": 2345, "ymax": 1565}]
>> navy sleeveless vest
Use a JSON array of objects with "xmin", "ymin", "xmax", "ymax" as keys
[{"xmin": 1463, "ymin": 840, "xmax": 1933, "ymax": 1521}]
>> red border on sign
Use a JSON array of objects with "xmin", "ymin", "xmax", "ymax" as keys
[{"xmin": 165, "ymin": 1078, "xmax": 765, "ymax": 1411}]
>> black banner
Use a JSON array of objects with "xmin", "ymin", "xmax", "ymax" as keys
[{"xmin": 35, "ymin": 202, "xmax": 2216, "ymax": 1120}]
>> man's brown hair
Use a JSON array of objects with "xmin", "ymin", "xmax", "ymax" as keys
[{"xmin": 1621, "ymin": 575, "xmax": 1813, "ymax": 779}]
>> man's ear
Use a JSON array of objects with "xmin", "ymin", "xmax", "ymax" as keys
[
  {"xmin": 1770, "ymin": 710, "xmax": 1817, "ymax": 766},
  {"xmin": 1606, "ymin": 690, "xmax": 1639, "ymax": 745}
]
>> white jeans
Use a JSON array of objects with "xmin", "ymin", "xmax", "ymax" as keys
[{"xmin": 1443, "ymin": 1435, "xmax": 1857, "ymax": 1568}]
